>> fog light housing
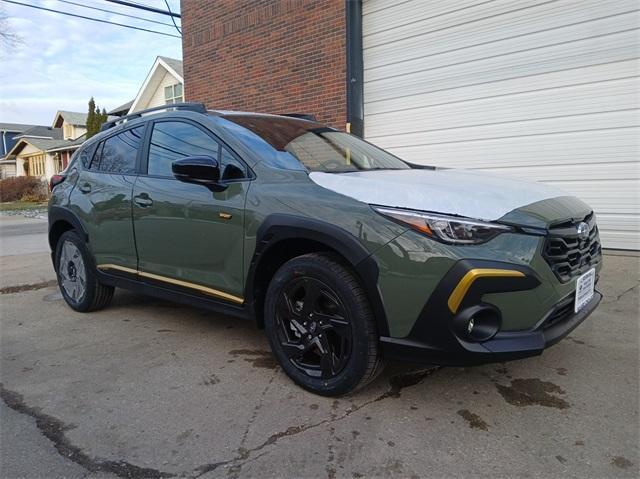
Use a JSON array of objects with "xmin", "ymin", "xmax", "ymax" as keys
[{"xmin": 453, "ymin": 303, "xmax": 501, "ymax": 342}]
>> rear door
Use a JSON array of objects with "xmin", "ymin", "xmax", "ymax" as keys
[
  {"xmin": 132, "ymin": 119, "xmax": 250, "ymax": 303},
  {"xmin": 72, "ymin": 125, "xmax": 145, "ymax": 271}
]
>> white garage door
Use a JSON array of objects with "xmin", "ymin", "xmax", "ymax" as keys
[{"xmin": 363, "ymin": 0, "xmax": 640, "ymax": 250}]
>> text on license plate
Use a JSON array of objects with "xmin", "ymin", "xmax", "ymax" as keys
[{"xmin": 575, "ymin": 268, "xmax": 596, "ymax": 313}]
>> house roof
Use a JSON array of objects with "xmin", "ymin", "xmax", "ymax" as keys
[
  {"xmin": 16, "ymin": 126, "xmax": 63, "ymax": 140},
  {"xmin": 108, "ymin": 100, "xmax": 134, "ymax": 116},
  {"xmin": 7, "ymin": 134, "xmax": 85, "ymax": 158},
  {"xmin": 0, "ymin": 122, "xmax": 44, "ymax": 133},
  {"xmin": 159, "ymin": 56, "xmax": 183, "ymax": 78},
  {"xmin": 52, "ymin": 111, "xmax": 88, "ymax": 128},
  {"xmin": 129, "ymin": 56, "xmax": 184, "ymax": 114},
  {"xmin": 46, "ymin": 135, "xmax": 86, "ymax": 152}
]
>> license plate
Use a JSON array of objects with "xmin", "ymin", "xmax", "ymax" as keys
[{"xmin": 575, "ymin": 268, "xmax": 596, "ymax": 313}]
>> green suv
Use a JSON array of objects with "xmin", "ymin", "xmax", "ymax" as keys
[{"xmin": 49, "ymin": 103, "xmax": 602, "ymax": 396}]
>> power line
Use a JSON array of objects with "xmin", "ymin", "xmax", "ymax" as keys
[
  {"xmin": 54, "ymin": 0, "xmax": 177, "ymax": 28},
  {"xmin": 1, "ymin": 0, "xmax": 181, "ymax": 38},
  {"xmin": 164, "ymin": 0, "xmax": 181, "ymax": 34},
  {"xmin": 104, "ymin": 0, "xmax": 180, "ymax": 18}
]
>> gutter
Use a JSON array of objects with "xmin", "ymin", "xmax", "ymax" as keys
[{"xmin": 346, "ymin": 0, "xmax": 364, "ymax": 137}]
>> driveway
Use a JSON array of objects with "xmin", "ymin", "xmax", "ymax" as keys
[{"xmin": 0, "ymin": 215, "xmax": 638, "ymax": 478}]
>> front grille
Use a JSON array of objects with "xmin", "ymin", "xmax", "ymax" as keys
[{"xmin": 543, "ymin": 213, "xmax": 602, "ymax": 283}]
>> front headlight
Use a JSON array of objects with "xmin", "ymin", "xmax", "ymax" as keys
[{"xmin": 373, "ymin": 206, "xmax": 513, "ymax": 245}]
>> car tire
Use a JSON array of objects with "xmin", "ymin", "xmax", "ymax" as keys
[
  {"xmin": 55, "ymin": 230, "xmax": 114, "ymax": 312},
  {"xmin": 264, "ymin": 252, "xmax": 383, "ymax": 396}
]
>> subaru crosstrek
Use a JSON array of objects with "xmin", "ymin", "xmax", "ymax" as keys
[{"xmin": 48, "ymin": 103, "xmax": 602, "ymax": 396}]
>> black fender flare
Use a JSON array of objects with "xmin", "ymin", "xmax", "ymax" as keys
[
  {"xmin": 48, "ymin": 206, "xmax": 89, "ymax": 251},
  {"xmin": 245, "ymin": 214, "xmax": 390, "ymax": 336}
]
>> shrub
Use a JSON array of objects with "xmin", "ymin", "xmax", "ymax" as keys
[{"xmin": 0, "ymin": 177, "xmax": 49, "ymax": 202}]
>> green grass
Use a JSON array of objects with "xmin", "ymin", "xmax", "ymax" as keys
[{"xmin": 0, "ymin": 201, "xmax": 48, "ymax": 211}]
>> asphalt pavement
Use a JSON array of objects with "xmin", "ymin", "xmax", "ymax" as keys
[{"xmin": 0, "ymin": 215, "xmax": 638, "ymax": 478}]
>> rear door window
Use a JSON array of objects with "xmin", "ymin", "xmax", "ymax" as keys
[{"xmin": 93, "ymin": 126, "xmax": 144, "ymax": 174}]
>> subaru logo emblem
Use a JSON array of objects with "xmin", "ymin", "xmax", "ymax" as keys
[{"xmin": 576, "ymin": 222, "xmax": 589, "ymax": 240}]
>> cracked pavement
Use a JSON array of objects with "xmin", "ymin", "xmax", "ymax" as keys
[{"xmin": 1, "ymin": 216, "xmax": 638, "ymax": 478}]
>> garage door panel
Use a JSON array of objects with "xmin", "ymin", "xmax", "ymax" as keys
[
  {"xmin": 365, "ymin": 0, "xmax": 541, "ymax": 50},
  {"xmin": 363, "ymin": 0, "xmax": 484, "ymax": 39},
  {"xmin": 366, "ymin": 79, "xmax": 637, "ymax": 138},
  {"xmin": 370, "ymin": 111, "xmax": 638, "ymax": 150},
  {"xmin": 460, "ymin": 163, "xmax": 640, "ymax": 183},
  {"xmin": 363, "ymin": 1, "xmax": 638, "ymax": 71},
  {"xmin": 365, "ymin": 59, "xmax": 640, "ymax": 116},
  {"xmin": 363, "ymin": 0, "xmax": 640, "ymax": 249},
  {"xmin": 597, "ymin": 231, "xmax": 639, "ymax": 250},
  {"xmin": 596, "ymin": 214, "xmax": 640, "ymax": 236},
  {"xmin": 386, "ymin": 128, "xmax": 639, "ymax": 168},
  {"xmin": 365, "ymin": 29, "xmax": 638, "ymax": 104},
  {"xmin": 366, "ymin": 12, "xmax": 639, "ymax": 87}
]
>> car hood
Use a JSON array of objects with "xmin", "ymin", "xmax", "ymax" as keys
[{"xmin": 309, "ymin": 169, "xmax": 568, "ymax": 222}]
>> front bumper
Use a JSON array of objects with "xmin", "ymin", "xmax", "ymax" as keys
[{"xmin": 380, "ymin": 257, "xmax": 602, "ymax": 366}]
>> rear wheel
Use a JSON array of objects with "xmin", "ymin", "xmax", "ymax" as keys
[
  {"xmin": 55, "ymin": 230, "xmax": 114, "ymax": 312},
  {"xmin": 264, "ymin": 253, "xmax": 383, "ymax": 396}
]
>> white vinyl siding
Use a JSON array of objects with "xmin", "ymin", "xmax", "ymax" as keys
[{"xmin": 363, "ymin": 0, "xmax": 640, "ymax": 250}]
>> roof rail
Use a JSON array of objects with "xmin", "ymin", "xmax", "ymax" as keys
[
  {"xmin": 100, "ymin": 102, "xmax": 207, "ymax": 132},
  {"xmin": 280, "ymin": 113, "xmax": 317, "ymax": 121}
]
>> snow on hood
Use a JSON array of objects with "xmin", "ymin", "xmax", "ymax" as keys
[{"xmin": 309, "ymin": 169, "xmax": 566, "ymax": 221}]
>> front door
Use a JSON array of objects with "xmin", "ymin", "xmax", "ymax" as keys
[{"xmin": 132, "ymin": 119, "xmax": 250, "ymax": 304}]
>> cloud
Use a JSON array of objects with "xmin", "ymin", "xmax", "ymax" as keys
[{"xmin": 0, "ymin": 0, "xmax": 182, "ymax": 125}]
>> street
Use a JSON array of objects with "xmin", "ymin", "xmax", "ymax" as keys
[{"xmin": 1, "ymin": 215, "xmax": 638, "ymax": 478}]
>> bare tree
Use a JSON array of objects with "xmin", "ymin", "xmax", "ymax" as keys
[{"xmin": 0, "ymin": 6, "xmax": 22, "ymax": 51}]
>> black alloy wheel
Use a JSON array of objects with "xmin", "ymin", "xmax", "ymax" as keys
[
  {"xmin": 275, "ymin": 276, "xmax": 352, "ymax": 379},
  {"xmin": 265, "ymin": 253, "xmax": 383, "ymax": 396}
]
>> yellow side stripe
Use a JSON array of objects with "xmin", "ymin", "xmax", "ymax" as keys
[
  {"xmin": 447, "ymin": 269, "xmax": 525, "ymax": 313},
  {"xmin": 97, "ymin": 263, "xmax": 138, "ymax": 275},
  {"xmin": 97, "ymin": 264, "xmax": 244, "ymax": 304}
]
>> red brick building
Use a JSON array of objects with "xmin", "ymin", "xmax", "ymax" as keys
[
  {"xmin": 181, "ymin": 0, "xmax": 362, "ymax": 135},
  {"xmin": 180, "ymin": 0, "xmax": 639, "ymax": 250}
]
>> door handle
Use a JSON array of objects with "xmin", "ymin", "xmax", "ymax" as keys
[
  {"xmin": 79, "ymin": 183, "xmax": 91, "ymax": 194},
  {"xmin": 134, "ymin": 194, "xmax": 153, "ymax": 207}
]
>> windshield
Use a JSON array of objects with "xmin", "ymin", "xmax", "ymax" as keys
[{"xmin": 222, "ymin": 115, "xmax": 410, "ymax": 173}]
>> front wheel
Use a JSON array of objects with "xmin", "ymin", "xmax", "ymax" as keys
[{"xmin": 264, "ymin": 253, "xmax": 383, "ymax": 396}]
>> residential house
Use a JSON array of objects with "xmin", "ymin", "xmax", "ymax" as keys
[
  {"xmin": 180, "ymin": 0, "xmax": 639, "ymax": 250},
  {"xmin": 0, "ymin": 122, "xmax": 46, "ymax": 179},
  {"xmin": 108, "ymin": 56, "xmax": 183, "ymax": 118},
  {"xmin": 52, "ymin": 111, "xmax": 88, "ymax": 140},
  {"xmin": 7, "ymin": 111, "xmax": 87, "ymax": 182}
]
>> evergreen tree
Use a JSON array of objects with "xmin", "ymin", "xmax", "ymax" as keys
[
  {"xmin": 86, "ymin": 97, "xmax": 97, "ymax": 138},
  {"xmin": 86, "ymin": 99, "xmax": 109, "ymax": 138},
  {"xmin": 98, "ymin": 108, "xmax": 108, "ymax": 131}
]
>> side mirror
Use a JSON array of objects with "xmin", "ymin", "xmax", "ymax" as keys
[{"xmin": 172, "ymin": 156, "xmax": 221, "ymax": 187}]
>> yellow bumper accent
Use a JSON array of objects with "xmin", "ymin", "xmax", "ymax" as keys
[
  {"xmin": 447, "ymin": 269, "xmax": 525, "ymax": 313},
  {"xmin": 97, "ymin": 264, "xmax": 244, "ymax": 304}
]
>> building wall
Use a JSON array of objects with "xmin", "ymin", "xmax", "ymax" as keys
[
  {"xmin": 15, "ymin": 143, "xmax": 40, "ymax": 177},
  {"xmin": 1, "ymin": 131, "xmax": 21, "ymax": 157},
  {"xmin": 0, "ymin": 163, "xmax": 16, "ymax": 179},
  {"xmin": 182, "ymin": 0, "xmax": 347, "ymax": 129},
  {"xmin": 62, "ymin": 123, "xmax": 87, "ymax": 141},
  {"xmin": 147, "ymin": 70, "xmax": 182, "ymax": 109}
]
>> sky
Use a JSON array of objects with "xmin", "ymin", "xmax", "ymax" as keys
[{"xmin": 0, "ymin": 0, "xmax": 182, "ymax": 125}]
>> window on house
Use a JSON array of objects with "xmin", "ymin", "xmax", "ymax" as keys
[
  {"xmin": 54, "ymin": 153, "xmax": 64, "ymax": 173},
  {"xmin": 164, "ymin": 83, "xmax": 183, "ymax": 104},
  {"xmin": 27, "ymin": 154, "xmax": 46, "ymax": 177}
]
